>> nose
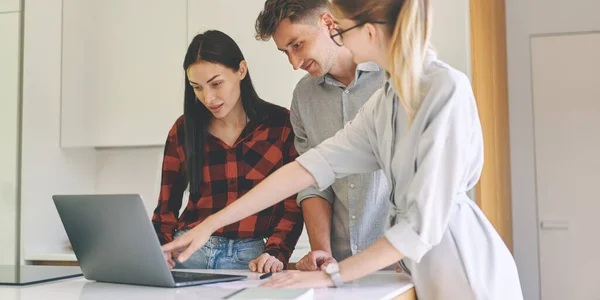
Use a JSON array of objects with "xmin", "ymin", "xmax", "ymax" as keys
[
  {"xmin": 205, "ymin": 89, "xmax": 217, "ymax": 103},
  {"xmin": 199, "ymin": 89, "xmax": 217, "ymax": 104},
  {"xmin": 288, "ymin": 53, "xmax": 303, "ymax": 71}
]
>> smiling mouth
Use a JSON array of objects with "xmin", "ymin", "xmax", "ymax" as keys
[{"xmin": 301, "ymin": 60, "xmax": 314, "ymax": 71}]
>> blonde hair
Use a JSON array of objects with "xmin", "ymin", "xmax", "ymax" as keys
[{"xmin": 329, "ymin": 0, "xmax": 432, "ymax": 124}]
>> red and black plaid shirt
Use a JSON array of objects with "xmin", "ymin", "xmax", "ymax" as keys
[{"xmin": 152, "ymin": 106, "xmax": 303, "ymax": 266}]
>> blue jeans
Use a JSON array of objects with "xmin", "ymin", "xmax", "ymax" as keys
[{"xmin": 173, "ymin": 230, "xmax": 265, "ymax": 270}]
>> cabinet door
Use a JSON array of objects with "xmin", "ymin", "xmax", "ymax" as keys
[
  {"xmin": 61, "ymin": 0, "xmax": 187, "ymax": 147},
  {"xmin": 0, "ymin": 0, "xmax": 20, "ymax": 12}
]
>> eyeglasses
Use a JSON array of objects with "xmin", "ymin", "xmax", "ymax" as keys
[{"xmin": 329, "ymin": 21, "xmax": 386, "ymax": 46}]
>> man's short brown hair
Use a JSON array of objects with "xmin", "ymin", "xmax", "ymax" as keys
[{"xmin": 255, "ymin": 0, "xmax": 329, "ymax": 41}]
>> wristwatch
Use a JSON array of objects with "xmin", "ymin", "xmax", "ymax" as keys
[{"xmin": 324, "ymin": 262, "xmax": 344, "ymax": 287}]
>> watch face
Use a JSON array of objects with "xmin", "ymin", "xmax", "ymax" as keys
[{"xmin": 326, "ymin": 262, "xmax": 340, "ymax": 274}]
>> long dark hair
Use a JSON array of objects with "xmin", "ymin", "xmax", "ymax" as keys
[{"xmin": 183, "ymin": 30, "xmax": 269, "ymax": 195}]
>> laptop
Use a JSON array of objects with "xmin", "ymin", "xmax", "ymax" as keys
[{"xmin": 53, "ymin": 194, "xmax": 247, "ymax": 287}]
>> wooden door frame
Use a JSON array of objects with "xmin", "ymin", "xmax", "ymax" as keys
[{"xmin": 470, "ymin": 0, "xmax": 513, "ymax": 251}]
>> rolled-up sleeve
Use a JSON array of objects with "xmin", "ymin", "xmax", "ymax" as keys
[
  {"xmin": 296, "ymin": 89, "xmax": 384, "ymax": 191},
  {"xmin": 297, "ymin": 186, "xmax": 335, "ymax": 206}
]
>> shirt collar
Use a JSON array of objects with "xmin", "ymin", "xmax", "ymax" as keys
[
  {"xmin": 383, "ymin": 72, "xmax": 394, "ymax": 97},
  {"xmin": 317, "ymin": 61, "xmax": 381, "ymax": 85},
  {"xmin": 356, "ymin": 62, "xmax": 380, "ymax": 72}
]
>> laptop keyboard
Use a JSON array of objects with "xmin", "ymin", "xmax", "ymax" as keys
[{"xmin": 171, "ymin": 271, "xmax": 237, "ymax": 283}]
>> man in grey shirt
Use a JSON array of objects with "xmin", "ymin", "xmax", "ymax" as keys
[{"xmin": 255, "ymin": 0, "xmax": 392, "ymax": 271}]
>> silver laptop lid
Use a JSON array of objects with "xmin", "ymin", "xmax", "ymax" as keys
[{"xmin": 53, "ymin": 194, "xmax": 176, "ymax": 287}]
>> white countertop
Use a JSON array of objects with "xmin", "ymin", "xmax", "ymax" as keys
[
  {"xmin": 0, "ymin": 269, "xmax": 413, "ymax": 300},
  {"xmin": 0, "ymin": 266, "xmax": 82, "ymax": 285},
  {"xmin": 25, "ymin": 252, "xmax": 78, "ymax": 262}
]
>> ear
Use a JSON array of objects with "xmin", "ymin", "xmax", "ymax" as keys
[
  {"xmin": 363, "ymin": 22, "xmax": 380, "ymax": 45},
  {"xmin": 320, "ymin": 12, "xmax": 337, "ymax": 32},
  {"xmin": 238, "ymin": 60, "xmax": 248, "ymax": 80}
]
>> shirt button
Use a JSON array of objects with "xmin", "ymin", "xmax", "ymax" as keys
[
  {"xmin": 350, "ymin": 183, "xmax": 355, "ymax": 188},
  {"xmin": 227, "ymin": 149, "xmax": 234, "ymax": 154},
  {"xmin": 351, "ymin": 215, "xmax": 357, "ymax": 220},
  {"xmin": 353, "ymin": 245, "xmax": 358, "ymax": 250},
  {"xmin": 344, "ymin": 90, "xmax": 349, "ymax": 94},
  {"xmin": 229, "ymin": 179, "xmax": 236, "ymax": 185}
]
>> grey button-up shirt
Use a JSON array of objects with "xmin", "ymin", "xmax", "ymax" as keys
[{"xmin": 290, "ymin": 62, "xmax": 390, "ymax": 261}]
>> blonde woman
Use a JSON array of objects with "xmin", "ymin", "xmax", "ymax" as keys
[{"xmin": 162, "ymin": 0, "xmax": 523, "ymax": 298}]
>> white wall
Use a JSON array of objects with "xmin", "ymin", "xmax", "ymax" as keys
[
  {"xmin": 430, "ymin": 0, "xmax": 471, "ymax": 78},
  {"xmin": 21, "ymin": 0, "xmax": 97, "ymax": 259},
  {"xmin": 95, "ymin": 147, "xmax": 164, "ymax": 217},
  {"xmin": 506, "ymin": 0, "xmax": 600, "ymax": 299},
  {"xmin": 0, "ymin": 9, "xmax": 21, "ymax": 275}
]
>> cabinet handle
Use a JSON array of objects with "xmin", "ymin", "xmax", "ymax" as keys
[{"xmin": 540, "ymin": 220, "xmax": 569, "ymax": 230}]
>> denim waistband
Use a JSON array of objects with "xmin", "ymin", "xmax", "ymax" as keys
[
  {"xmin": 174, "ymin": 229, "xmax": 266, "ymax": 251},
  {"xmin": 205, "ymin": 236, "xmax": 266, "ymax": 248}
]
